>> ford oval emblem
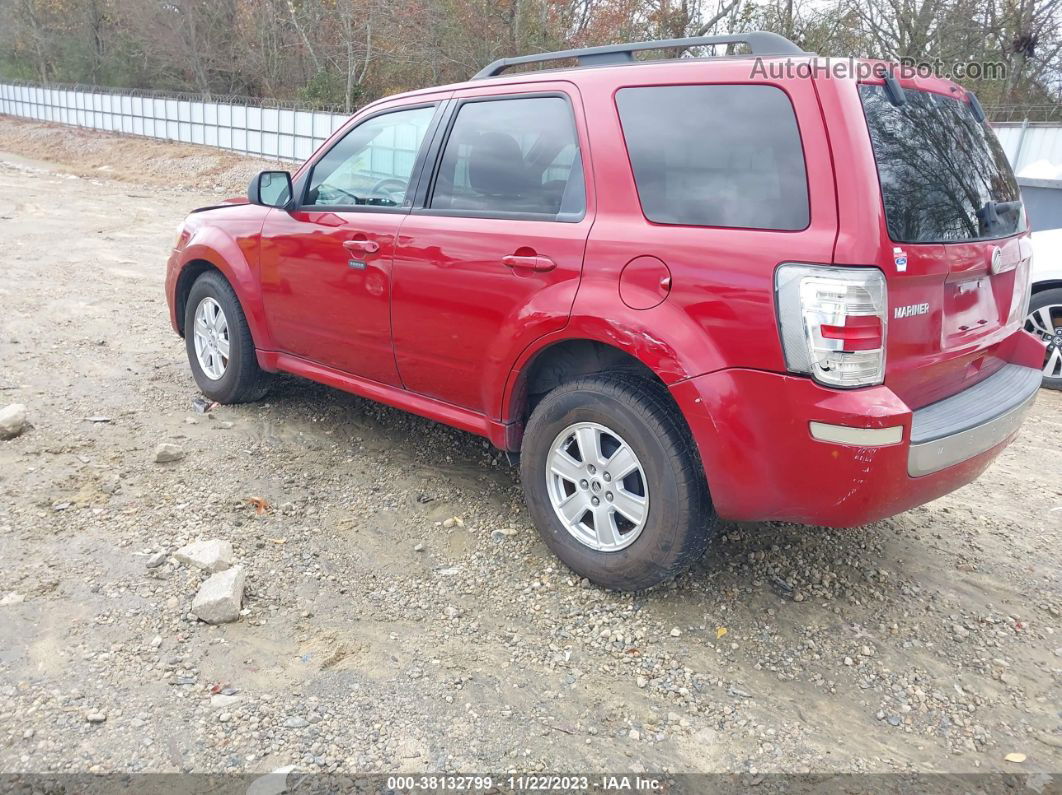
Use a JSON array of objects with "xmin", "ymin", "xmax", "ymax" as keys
[{"xmin": 990, "ymin": 247, "xmax": 1003, "ymax": 274}]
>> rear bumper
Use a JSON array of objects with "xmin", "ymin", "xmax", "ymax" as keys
[
  {"xmin": 670, "ymin": 332, "xmax": 1042, "ymax": 527},
  {"xmin": 907, "ymin": 364, "xmax": 1040, "ymax": 476}
]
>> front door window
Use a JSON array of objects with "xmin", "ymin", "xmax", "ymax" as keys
[{"xmin": 306, "ymin": 105, "xmax": 436, "ymax": 208}]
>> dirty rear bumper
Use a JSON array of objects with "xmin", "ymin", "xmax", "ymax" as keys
[
  {"xmin": 907, "ymin": 363, "xmax": 1040, "ymax": 476},
  {"xmin": 670, "ymin": 331, "xmax": 1043, "ymax": 527}
]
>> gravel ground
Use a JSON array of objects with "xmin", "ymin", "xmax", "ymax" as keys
[{"xmin": 0, "ymin": 122, "xmax": 1060, "ymax": 779}]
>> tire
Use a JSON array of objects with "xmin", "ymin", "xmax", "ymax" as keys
[
  {"xmin": 1025, "ymin": 287, "xmax": 1062, "ymax": 390},
  {"xmin": 184, "ymin": 270, "xmax": 272, "ymax": 404},
  {"xmin": 520, "ymin": 373, "xmax": 715, "ymax": 591}
]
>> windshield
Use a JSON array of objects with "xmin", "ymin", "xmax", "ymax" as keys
[{"xmin": 859, "ymin": 84, "xmax": 1025, "ymax": 244}]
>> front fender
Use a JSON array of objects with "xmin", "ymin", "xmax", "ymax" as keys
[{"xmin": 173, "ymin": 207, "xmax": 274, "ymax": 351}]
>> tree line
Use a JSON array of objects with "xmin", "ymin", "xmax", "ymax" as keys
[{"xmin": 1, "ymin": 0, "xmax": 1059, "ymax": 117}]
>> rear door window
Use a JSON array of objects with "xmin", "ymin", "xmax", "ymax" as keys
[
  {"xmin": 429, "ymin": 96, "xmax": 585, "ymax": 221},
  {"xmin": 615, "ymin": 84, "xmax": 809, "ymax": 230},
  {"xmin": 859, "ymin": 84, "xmax": 1024, "ymax": 243}
]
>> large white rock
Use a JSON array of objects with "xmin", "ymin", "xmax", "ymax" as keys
[
  {"xmin": 191, "ymin": 566, "xmax": 245, "ymax": 624},
  {"xmin": 154, "ymin": 442, "xmax": 184, "ymax": 463},
  {"xmin": 0, "ymin": 404, "xmax": 28, "ymax": 440},
  {"xmin": 175, "ymin": 539, "xmax": 233, "ymax": 572}
]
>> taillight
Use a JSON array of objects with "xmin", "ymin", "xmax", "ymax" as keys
[{"xmin": 775, "ymin": 264, "xmax": 888, "ymax": 388}]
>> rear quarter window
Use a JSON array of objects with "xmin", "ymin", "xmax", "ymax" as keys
[{"xmin": 615, "ymin": 84, "xmax": 809, "ymax": 230}]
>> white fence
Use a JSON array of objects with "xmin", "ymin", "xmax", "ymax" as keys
[
  {"xmin": 3, "ymin": 80, "xmax": 1061, "ymax": 176},
  {"xmin": 0, "ymin": 82, "xmax": 349, "ymax": 162},
  {"xmin": 994, "ymin": 122, "xmax": 1062, "ymax": 177}
]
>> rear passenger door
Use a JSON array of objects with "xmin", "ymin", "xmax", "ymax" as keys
[{"xmin": 390, "ymin": 84, "xmax": 593, "ymax": 414}]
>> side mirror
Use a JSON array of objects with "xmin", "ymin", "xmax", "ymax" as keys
[{"xmin": 248, "ymin": 170, "xmax": 293, "ymax": 208}]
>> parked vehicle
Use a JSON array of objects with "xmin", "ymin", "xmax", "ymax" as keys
[
  {"xmin": 1028, "ymin": 226, "xmax": 1062, "ymax": 388},
  {"xmin": 167, "ymin": 32, "xmax": 1044, "ymax": 591}
]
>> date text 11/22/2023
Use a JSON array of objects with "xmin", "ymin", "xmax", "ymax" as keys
[{"xmin": 385, "ymin": 774, "xmax": 664, "ymax": 791}]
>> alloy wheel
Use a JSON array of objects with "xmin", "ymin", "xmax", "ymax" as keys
[
  {"xmin": 1025, "ymin": 302, "xmax": 1062, "ymax": 380},
  {"xmin": 193, "ymin": 296, "xmax": 230, "ymax": 380},
  {"xmin": 545, "ymin": 421, "xmax": 650, "ymax": 552}
]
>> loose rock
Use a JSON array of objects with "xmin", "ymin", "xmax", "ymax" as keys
[
  {"xmin": 0, "ymin": 403, "xmax": 28, "ymax": 440},
  {"xmin": 175, "ymin": 539, "xmax": 233, "ymax": 572},
  {"xmin": 154, "ymin": 442, "xmax": 185, "ymax": 463},
  {"xmin": 191, "ymin": 566, "xmax": 246, "ymax": 624},
  {"xmin": 145, "ymin": 551, "xmax": 168, "ymax": 569}
]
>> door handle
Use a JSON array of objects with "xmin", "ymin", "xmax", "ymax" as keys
[
  {"xmin": 502, "ymin": 254, "xmax": 556, "ymax": 272},
  {"xmin": 344, "ymin": 239, "xmax": 380, "ymax": 254}
]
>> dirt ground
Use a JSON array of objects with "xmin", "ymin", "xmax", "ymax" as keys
[
  {"xmin": 0, "ymin": 117, "xmax": 285, "ymax": 194},
  {"xmin": 0, "ymin": 118, "xmax": 1060, "ymax": 780}
]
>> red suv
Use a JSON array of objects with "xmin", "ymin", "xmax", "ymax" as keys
[{"xmin": 166, "ymin": 33, "xmax": 1043, "ymax": 590}]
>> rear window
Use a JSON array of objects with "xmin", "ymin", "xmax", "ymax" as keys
[
  {"xmin": 615, "ymin": 85, "xmax": 809, "ymax": 230},
  {"xmin": 859, "ymin": 84, "xmax": 1025, "ymax": 243}
]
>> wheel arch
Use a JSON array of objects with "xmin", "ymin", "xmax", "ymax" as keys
[
  {"xmin": 174, "ymin": 259, "xmax": 220, "ymax": 336},
  {"xmin": 173, "ymin": 240, "xmax": 273, "ymax": 351},
  {"xmin": 498, "ymin": 298, "xmax": 728, "ymax": 425},
  {"xmin": 500, "ymin": 336, "xmax": 690, "ymax": 448},
  {"xmin": 1032, "ymin": 279, "xmax": 1062, "ymax": 294}
]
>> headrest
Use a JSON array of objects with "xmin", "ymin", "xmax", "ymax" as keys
[{"xmin": 467, "ymin": 132, "xmax": 531, "ymax": 197}]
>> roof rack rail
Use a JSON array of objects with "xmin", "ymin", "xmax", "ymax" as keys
[{"xmin": 473, "ymin": 31, "xmax": 806, "ymax": 80}]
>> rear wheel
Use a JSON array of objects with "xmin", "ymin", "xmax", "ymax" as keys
[
  {"xmin": 184, "ymin": 271, "xmax": 272, "ymax": 404},
  {"xmin": 1025, "ymin": 287, "xmax": 1062, "ymax": 390},
  {"xmin": 520, "ymin": 374, "xmax": 715, "ymax": 591}
]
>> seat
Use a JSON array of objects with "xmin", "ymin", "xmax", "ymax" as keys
[
  {"xmin": 467, "ymin": 132, "xmax": 534, "ymax": 201},
  {"xmin": 444, "ymin": 131, "xmax": 568, "ymax": 215}
]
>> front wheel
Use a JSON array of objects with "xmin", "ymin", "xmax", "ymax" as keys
[
  {"xmin": 184, "ymin": 271, "xmax": 272, "ymax": 404},
  {"xmin": 520, "ymin": 374, "xmax": 715, "ymax": 591},
  {"xmin": 1025, "ymin": 287, "xmax": 1062, "ymax": 390}
]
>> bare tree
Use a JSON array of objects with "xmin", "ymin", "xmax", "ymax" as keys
[{"xmin": 0, "ymin": 0, "xmax": 1058, "ymax": 114}]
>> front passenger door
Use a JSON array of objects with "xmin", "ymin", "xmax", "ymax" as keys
[{"xmin": 259, "ymin": 102, "xmax": 442, "ymax": 385}]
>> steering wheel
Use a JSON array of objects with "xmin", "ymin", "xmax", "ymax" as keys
[
  {"xmin": 370, "ymin": 178, "xmax": 408, "ymax": 206},
  {"xmin": 318, "ymin": 184, "xmax": 363, "ymax": 205}
]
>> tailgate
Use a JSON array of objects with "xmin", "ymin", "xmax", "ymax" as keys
[
  {"xmin": 886, "ymin": 238, "xmax": 1032, "ymax": 406},
  {"xmin": 858, "ymin": 82, "xmax": 1032, "ymax": 407}
]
